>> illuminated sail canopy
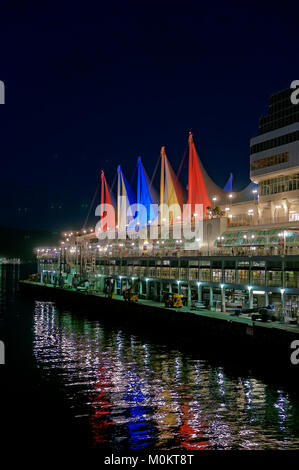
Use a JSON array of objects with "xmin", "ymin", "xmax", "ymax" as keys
[
  {"xmin": 117, "ymin": 165, "xmax": 136, "ymax": 230},
  {"xmin": 224, "ymin": 173, "xmax": 233, "ymax": 193},
  {"xmin": 100, "ymin": 170, "xmax": 115, "ymax": 231},
  {"xmin": 102, "ymin": 132, "xmax": 254, "ymax": 233},
  {"xmin": 160, "ymin": 146, "xmax": 184, "ymax": 222},
  {"xmin": 187, "ymin": 132, "xmax": 211, "ymax": 217},
  {"xmin": 137, "ymin": 157, "xmax": 158, "ymax": 226}
]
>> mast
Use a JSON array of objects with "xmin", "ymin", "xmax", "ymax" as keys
[
  {"xmin": 188, "ymin": 132, "xmax": 194, "ymax": 207},
  {"xmin": 160, "ymin": 147, "xmax": 165, "ymax": 222},
  {"xmin": 100, "ymin": 170, "xmax": 104, "ymax": 220},
  {"xmin": 117, "ymin": 165, "xmax": 122, "ymax": 230},
  {"xmin": 137, "ymin": 157, "xmax": 141, "ymax": 225}
]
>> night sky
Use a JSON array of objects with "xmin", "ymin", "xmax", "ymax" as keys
[{"xmin": 1, "ymin": 1, "xmax": 299, "ymax": 232}]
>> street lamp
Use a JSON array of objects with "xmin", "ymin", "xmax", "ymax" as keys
[
  {"xmin": 248, "ymin": 285, "xmax": 253, "ymax": 309},
  {"xmin": 280, "ymin": 288, "xmax": 285, "ymax": 311}
]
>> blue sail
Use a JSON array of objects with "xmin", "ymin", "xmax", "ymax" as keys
[
  {"xmin": 224, "ymin": 172, "xmax": 233, "ymax": 193},
  {"xmin": 117, "ymin": 165, "xmax": 136, "ymax": 229},
  {"xmin": 137, "ymin": 157, "xmax": 158, "ymax": 226},
  {"xmin": 119, "ymin": 166, "xmax": 136, "ymax": 206}
]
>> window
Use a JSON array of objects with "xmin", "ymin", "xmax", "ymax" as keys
[
  {"xmin": 161, "ymin": 267, "xmax": 170, "ymax": 278},
  {"xmin": 212, "ymin": 269, "xmax": 222, "ymax": 282},
  {"xmin": 170, "ymin": 267, "xmax": 179, "ymax": 279},
  {"xmin": 189, "ymin": 268, "xmax": 199, "ymax": 280},
  {"xmin": 238, "ymin": 270, "xmax": 249, "ymax": 283},
  {"xmin": 238, "ymin": 261, "xmax": 249, "ymax": 266},
  {"xmin": 250, "ymin": 152, "xmax": 289, "ymax": 170},
  {"xmin": 224, "ymin": 269, "xmax": 235, "ymax": 283},
  {"xmin": 252, "ymin": 270, "xmax": 265, "ymax": 285},
  {"xmin": 199, "ymin": 260, "xmax": 210, "ymax": 267},
  {"xmin": 251, "ymin": 131, "xmax": 299, "ymax": 154},
  {"xmin": 285, "ymin": 271, "xmax": 298, "ymax": 288},
  {"xmin": 289, "ymin": 212, "xmax": 299, "ymax": 221},
  {"xmin": 148, "ymin": 267, "xmax": 156, "ymax": 277},
  {"xmin": 200, "ymin": 269, "xmax": 210, "ymax": 281},
  {"xmin": 267, "ymin": 271, "xmax": 282, "ymax": 286},
  {"xmin": 260, "ymin": 173, "xmax": 299, "ymax": 196},
  {"xmin": 179, "ymin": 268, "xmax": 188, "ymax": 280}
]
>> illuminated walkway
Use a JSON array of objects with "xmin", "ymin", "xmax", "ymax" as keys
[{"xmin": 21, "ymin": 280, "xmax": 299, "ymax": 335}]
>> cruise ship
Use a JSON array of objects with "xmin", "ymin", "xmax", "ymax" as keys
[{"xmin": 36, "ymin": 88, "xmax": 299, "ymax": 321}]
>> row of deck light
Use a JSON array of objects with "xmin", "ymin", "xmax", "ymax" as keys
[
  {"xmin": 103, "ymin": 273, "xmax": 286, "ymax": 297},
  {"xmin": 210, "ymin": 191, "xmax": 258, "ymax": 210},
  {"xmin": 278, "ymin": 231, "xmax": 290, "ymax": 237},
  {"xmin": 63, "ymin": 228, "xmax": 94, "ymax": 237},
  {"xmin": 37, "ymin": 248, "xmax": 60, "ymax": 252},
  {"xmin": 216, "ymin": 284, "xmax": 286, "ymax": 295}
]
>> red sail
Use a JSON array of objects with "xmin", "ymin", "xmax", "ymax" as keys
[
  {"xmin": 187, "ymin": 132, "xmax": 211, "ymax": 218},
  {"xmin": 100, "ymin": 170, "xmax": 115, "ymax": 231}
]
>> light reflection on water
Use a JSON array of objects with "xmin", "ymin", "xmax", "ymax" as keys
[{"xmin": 32, "ymin": 301, "xmax": 299, "ymax": 450}]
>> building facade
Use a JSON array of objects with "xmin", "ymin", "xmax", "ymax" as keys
[{"xmin": 36, "ymin": 88, "xmax": 299, "ymax": 320}]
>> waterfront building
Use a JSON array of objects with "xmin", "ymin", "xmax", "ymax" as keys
[
  {"xmin": 36, "ymin": 88, "xmax": 299, "ymax": 319},
  {"xmin": 0, "ymin": 258, "xmax": 21, "ymax": 265}
]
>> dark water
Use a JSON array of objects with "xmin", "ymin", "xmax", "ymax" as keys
[{"xmin": 1, "ymin": 265, "xmax": 299, "ymax": 450}]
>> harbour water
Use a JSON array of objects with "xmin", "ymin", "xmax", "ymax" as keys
[{"xmin": 1, "ymin": 264, "xmax": 299, "ymax": 450}]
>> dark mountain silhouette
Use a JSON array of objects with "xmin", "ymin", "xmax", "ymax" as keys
[{"xmin": 0, "ymin": 226, "xmax": 60, "ymax": 262}]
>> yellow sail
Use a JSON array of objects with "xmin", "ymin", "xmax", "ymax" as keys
[{"xmin": 160, "ymin": 147, "xmax": 183, "ymax": 223}]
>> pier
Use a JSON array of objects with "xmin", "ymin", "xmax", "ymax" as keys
[
  {"xmin": 19, "ymin": 280, "xmax": 299, "ymax": 373},
  {"xmin": 0, "ymin": 258, "xmax": 20, "ymax": 265}
]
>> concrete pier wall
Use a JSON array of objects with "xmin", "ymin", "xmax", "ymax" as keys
[{"xmin": 19, "ymin": 280, "xmax": 299, "ymax": 373}]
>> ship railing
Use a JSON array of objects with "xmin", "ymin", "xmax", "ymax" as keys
[
  {"xmin": 78, "ymin": 245, "xmax": 299, "ymax": 260},
  {"xmin": 280, "ymin": 307, "xmax": 298, "ymax": 324}
]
